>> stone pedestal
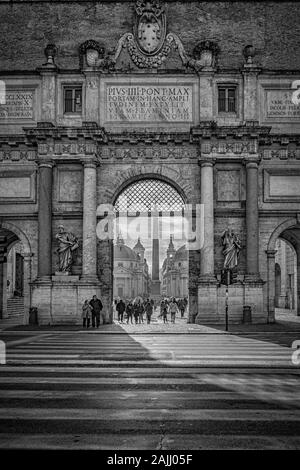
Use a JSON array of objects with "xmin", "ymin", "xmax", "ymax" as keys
[
  {"xmin": 31, "ymin": 275, "xmax": 102, "ymax": 326},
  {"xmin": 244, "ymin": 280, "xmax": 265, "ymax": 323},
  {"xmin": 31, "ymin": 279, "xmax": 52, "ymax": 326},
  {"xmin": 196, "ymin": 283, "xmax": 218, "ymax": 324}
]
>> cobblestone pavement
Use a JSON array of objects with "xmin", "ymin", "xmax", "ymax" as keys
[{"xmin": 113, "ymin": 308, "xmax": 224, "ymax": 334}]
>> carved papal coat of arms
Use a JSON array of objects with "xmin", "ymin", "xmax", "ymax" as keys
[{"xmin": 135, "ymin": 0, "xmax": 166, "ymax": 56}]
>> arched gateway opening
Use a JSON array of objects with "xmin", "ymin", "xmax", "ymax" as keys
[
  {"xmin": 0, "ymin": 223, "xmax": 32, "ymax": 326},
  {"xmin": 267, "ymin": 219, "xmax": 300, "ymax": 322},
  {"xmin": 112, "ymin": 177, "xmax": 191, "ymax": 324}
]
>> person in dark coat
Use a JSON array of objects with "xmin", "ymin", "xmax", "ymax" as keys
[
  {"xmin": 89, "ymin": 295, "xmax": 103, "ymax": 328},
  {"xmin": 126, "ymin": 302, "xmax": 133, "ymax": 324},
  {"xmin": 145, "ymin": 299, "xmax": 153, "ymax": 325},
  {"xmin": 138, "ymin": 302, "xmax": 144, "ymax": 324},
  {"xmin": 116, "ymin": 299, "xmax": 126, "ymax": 322},
  {"xmin": 133, "ymin": 303, "xmax": 139, "ymax": 324}
]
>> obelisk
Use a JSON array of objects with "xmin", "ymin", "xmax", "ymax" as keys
[{"xmin": 151, "ymin": 207, "xmax": 161, "ymax": 300}]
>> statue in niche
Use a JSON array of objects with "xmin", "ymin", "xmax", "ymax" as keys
[
  {"xmin": 221, "ymin": 229, "xmax": 242, "ymax": 270},
  {"xmin": 55, "ymin": 225, "xmax": 79, "ymax": 273}
]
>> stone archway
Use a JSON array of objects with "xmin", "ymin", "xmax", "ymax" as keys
[
  {"xmin": 97, "ymin": 170, "xmax": 199, "ymax": 323},
  {"xmin": 266, "ymin": 218, "xmax": 300, "ymax": 322},
  {"xmin": 0, "ymin": 222, "xmax": 32, "ymax": 325}
]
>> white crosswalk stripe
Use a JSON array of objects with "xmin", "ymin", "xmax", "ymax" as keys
[{"xmin": 0, "ymin": 331, "xmax": 299, "ymax": 450}]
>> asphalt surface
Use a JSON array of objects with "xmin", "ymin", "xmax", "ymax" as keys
[{"xmin": 0, "ymin": 328, "xmax": 299, "ymax": 450}]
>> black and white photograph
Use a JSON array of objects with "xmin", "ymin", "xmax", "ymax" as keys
[{"xmin": 0, "ymin": 0, "xmax": 300, "ymax": 461}]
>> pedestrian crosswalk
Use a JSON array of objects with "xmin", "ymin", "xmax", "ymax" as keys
[{"xmin": 0, "ymin": 331, "xmax": 299, "ymax": 449}]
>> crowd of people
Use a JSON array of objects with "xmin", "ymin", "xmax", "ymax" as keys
[
  {"xmin": 113, "ymin": 297, "xmax": 188, "ymax": 325},
  {"xmin": 81, "ymin": 295, "xmax": 189, "ymax": 328}
]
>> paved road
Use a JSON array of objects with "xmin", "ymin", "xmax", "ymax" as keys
[{"xmin": 0, "ymin": 331, "xmax": 300, "ymax": 450}]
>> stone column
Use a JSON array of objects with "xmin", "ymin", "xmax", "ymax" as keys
[
  {"xmin": 37, "ymin": 161, "xmax": 53, "ymax": 279},
  {"xmin": 23, "ymin": 252, "xmax": 32, "ymax": 325},
  {"xmin": 266, "ymin": 249, "xmax": 277, "ymax": 323},
  {"xmin": 296, "ymin": 245, "xmax": 300, "ymax": 316},
  {"xmin": 199, "ymin": 158, "xmax": 215, "ymax": 281},
  {"xmin": 0, "ymin": 262, "xmax": 5, "ymax": 319},
  {"xmin": 81, "ymin": 157, "xmax": 98, "ymax": 280},
  {"xmin": 245, "ymin": 156, "xmax": 261, "ymax": 280},
  {"xmin": 195, "ymin": 157, "xmax": 217, "ymax": 324},
  {"xmin": 278, "ymin": 241, "xmax": 287, "ymax": 307}
]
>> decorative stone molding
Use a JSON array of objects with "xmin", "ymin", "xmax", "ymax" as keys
[
  {"xmin": 37, "ymin": 141, "xmax": 98, "ymax": 158},
  {"xmin": 201, "ymin": 140, "xmax": 257, "ymax": 155},
  {"xmin": 109, "ymin": 0, "xmax": 212, "ymax": 72},
  {"xmin": 42, "ymin": 43, "xmax": 58, "ymax": 70},
  {"xmin": 191, "ymin": 123, "xmax": 271, "ymax": 142},
  {"xmin": 100, "ymin": 146, "xmax": 198, "ymax": 162},
  {"xmin": 79, "ymin": 39, "xmax": 105, "ymax": 68},
  {"xmin": 0, "ymin": 148, "xmax": 36, "ymax": 162},
  {"xmin": 190, "ymin": 40, "xmax": 219, "ymax": 71},
  {"xmin": 25, "ymin": 123, "xmax": 107, "ymax": 143},
  {"xmin": 261, "ymin": 148, "xmax": 300, "ymax": 160}
]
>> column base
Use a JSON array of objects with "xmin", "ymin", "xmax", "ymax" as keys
[
  {"xmin": 80, "ymin": 275, "xmax": 101, "ymax": 284},
  {"xmin": 244, "ymin": 273, "xmax": 264, "ymax": 285},
  {"xmin": 198, "ymin": 274, "xmax": 218, "ymax": 285}
]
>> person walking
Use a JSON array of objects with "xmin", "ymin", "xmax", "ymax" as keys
[
  {"xmin": 169, "ymin": 298, "xmax": 178, "ymax": 324},
  {"xmin": 162, "ymin": 304, "xmax": 168, "ymax": 324},
  {"xmin": 145, "ymin": 299, "xmax": 153, "ymax": 325},
  {"xmin": 178, "ymin": 298, "xmax": 185, "ymax": 318},
  {"xmin": 133, "ymin": 303, "xmax": 139, "ymax": 324},
  {"xmin": 89, "ymin": 295, "xmax": 103, "ymax": 328},
  {"xmin": 126, "ymin": 301, "xmax": 134, "ymax": 324},
  {"xmin": 112, "ymin": 299, "xmax": 118, "ymax": 321},
  {"xmin": 82, "ymin": 299, "xmax": 92, "ymax": 329},
  {"xmin": 116, "ymin": 299, "xmax": 126, "ymax": 322},
  {"xmin": 138, "ymin": 301, "xmax": 144, "ymax": 324}
]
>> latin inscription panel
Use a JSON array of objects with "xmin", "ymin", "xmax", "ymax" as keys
[
  {"xmin": 265, "ymin": 89, "xmax": 300, "ymax": 120},
  {"xmin": 0, "ymin": 88, "xmax": 35, "ymax": 121},
  {"xmin": 105, "ymin": 84, "xmax": 194, "ymax": 123}
]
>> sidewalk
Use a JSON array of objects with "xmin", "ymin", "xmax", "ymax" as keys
[{"xmin": 2, "ymin": 308, "xmax": 300, "ymax": 335}]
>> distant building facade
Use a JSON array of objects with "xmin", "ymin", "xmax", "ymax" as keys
[
  {"xmin": 113, "ymin": 236, "xmax": 150, "ymax": 300},
  {"xmin": 161, "ymin": 237, "xmax": 188, "ymax": 299}
]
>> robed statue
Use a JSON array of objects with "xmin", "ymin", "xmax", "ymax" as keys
[
  {"xmin": 221, "ymin": 229, "xmax": 241, "ymax": 270},
  {"xmin": 55, "ymin": 225, "xmax": 79, "ymax": 273}
]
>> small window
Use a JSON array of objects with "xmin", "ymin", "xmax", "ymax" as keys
[
  {"xmin": 218, "ymin": 86, "xmax": 237, "ymax": 113},
  {"xmin": 64, "ymin": 86, "xmax": 82, "ymax": 114},
  {"xmin": 118, "ymin": 262, "xmax": 123, "ymax": 267}
]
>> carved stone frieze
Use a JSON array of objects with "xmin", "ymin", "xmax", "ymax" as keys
[
  {"xmin": 0, "ymin": 148, "xmax": 36, "ymax": 162},
  {"xmin": 100, "ymin": 146, "xmax": 198, "ymax": 161}
]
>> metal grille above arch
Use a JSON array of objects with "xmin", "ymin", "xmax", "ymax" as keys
[{"xmin": 114, "ymin": 178, "xmax": 185, "ymax": 212}]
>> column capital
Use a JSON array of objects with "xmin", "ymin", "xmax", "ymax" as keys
[
  {"xmin": 198, "ymin": 156, "xmax": 216, "ymax": 167},
  {"xmin": 37, "ymin": 159, "xmax": 54, "ymax": 169},
  {"xmin": 81, "ymin": 156, "xmax": 98, "ymax": 168},
  {"xmin": 244, "ymin": 154, "xmax": 261, "ymax": 168}
]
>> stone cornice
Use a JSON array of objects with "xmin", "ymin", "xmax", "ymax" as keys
[
  {"xmin": 25, "ymin": 122, "xmax": 107, "ymax": 143},
  {"xmin": 106, "ymin": 131, "xmax": 191, "ymax": 145},
  {"xmin": 191, "ymin": 122, "xmax": 272, "ymax": 141}
]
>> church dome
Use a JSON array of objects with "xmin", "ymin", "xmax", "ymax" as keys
[
  {"xmin": 174, "ymin": 245, "xmax": 187, "ymax": 261},
  {"xmin": 114, "ymin": 243, "xmax": 138, "ymax": 261}
]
